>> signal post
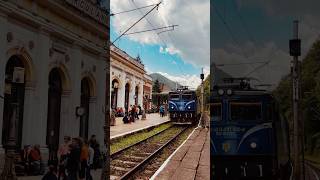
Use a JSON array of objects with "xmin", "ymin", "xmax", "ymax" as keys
[{"xmin": 290, "ymin": 20, "xmax": 303, "ymax": 180}]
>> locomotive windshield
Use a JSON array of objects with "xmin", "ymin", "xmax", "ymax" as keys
[
  {"xmin": 169, "ymin": 94, "xmax": 180, "ymax": 100},
  {"xmin": 230, "ymin": 102, "xmax": 262, "ymax": 121},
  {"xmin": 182, "ymin": 94, "xmax": 193, "ymax": 100},
  {"xmin": 211, "ymin": 103, "xmax": 222, "ymax": 121}
]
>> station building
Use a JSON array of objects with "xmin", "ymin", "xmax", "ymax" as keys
[
  {"xmin": 110, "ymin": 45, "xmax": 152, "ymax": 112},
  {"xmin": 143, "ymin": 74, "xmax": 153, "ymax": 111},
  {"xmin": 0, "ymin": 0, "xmax": 108, "ymax": 169}
]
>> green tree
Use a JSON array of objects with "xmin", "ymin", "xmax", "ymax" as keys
[
  {"xmin": 274, "ymin": 40, "xmax": 320, "ymax": 158},
  {"xmin": 153, "ymin": 79, "xmax": 161, "ymax": 93},
  {"xmin": 196, "ymin": 74, "xmax": 210, "ymax": 112}
]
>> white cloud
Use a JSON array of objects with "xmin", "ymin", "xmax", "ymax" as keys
[
  {"xmin": 213, "ymin": 42, "xmax": 291, "ymax": 89},
  {"xmin": 155, "ymin": 65, "xmax": 210, "ymax": 89},
  {"xmin": 111, "ymin": 0, "xmax": 210, "ymax": 68},
  {"xmin": 214, "ymin": 1, "xmax": 320, "ymax": 88},
  {"xmin": 156, "ymin": 72, "xmax": 202, "ymax": 89},
  {"xmin": 159, "ymin": 46, "xmax": 181, "ymax": 55}
]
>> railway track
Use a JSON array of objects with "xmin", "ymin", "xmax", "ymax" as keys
[
  {"xmin": 305, "ymin": 160, "xmax": 320, "ymax": 180},
  {"xmin": 110, "ymin": 125, "xmax": 188, "ymax": 180}
]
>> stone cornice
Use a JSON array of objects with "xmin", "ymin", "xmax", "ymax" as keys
[
  {"xmin": 0, "ymin": 1, "xmax": 108, "ymax": 56},
  {"xmin": 110, "ymin": 49, "xmax": 146, "ymax": 75}
]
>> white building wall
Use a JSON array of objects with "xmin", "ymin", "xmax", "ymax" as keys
[{"xmin": 0, "ymin": 21, "xmax": 106, "ymax": 167}]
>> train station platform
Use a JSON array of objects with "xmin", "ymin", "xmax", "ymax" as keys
[
  {"xmin": 110, "ymin": 113, "xmax": 169, "ymax": 139},
  {"xmin": 152, "ymin": 125, "xmax": 210, "ymax": 180}
]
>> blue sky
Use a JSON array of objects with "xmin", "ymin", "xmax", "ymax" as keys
[
  {"xmin": 110, "ymin": 0, "xmax": 210, "ymax": 88},
  {"xmin": 110, "ymin": 26, "xmax": 198, "ymax": 77},
  {"xmin": 212, "ymin": 0, "xmax": 320, "ymax": 88}
]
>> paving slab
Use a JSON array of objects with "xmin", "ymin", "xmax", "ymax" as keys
[
  {"xmin": 153, "ymin": 127, "xmax": 210, "ymax": 180},
  {"xmin": 171, "ymin": 167, "xmax": 196, "ymax": 180},
  {"xmin": 110, "ymin": 113, "xmax": 169, "ymax": 138}
]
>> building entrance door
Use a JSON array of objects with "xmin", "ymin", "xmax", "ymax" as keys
[
  {"xmin": 80, "ymin": 78, "xmax": 90, "ymax": 139},
  {"xmin": 124, "ymin": 83, "xmax": 130, "ymax": 112},
  {"xmin": 47, "ymin": 68, "xmax": 62, "ymax": 161},
  {"xmin": 2, "ymin": 56, "xmax": 25, "ymax": 150}
]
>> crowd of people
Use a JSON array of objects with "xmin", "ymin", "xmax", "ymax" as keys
[
  {"xmin": 42, "ymin": 135, "xmax": 106, "ymax": 180},
  {"xmin": 122, "ymin": 104, "xmax": 142, "ymax": 124}
]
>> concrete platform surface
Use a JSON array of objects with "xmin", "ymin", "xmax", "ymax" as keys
[
  {"xmin": 18, "ymin": 169, "xmax": 102, "ymax": 180},
  {"xmin": 110, "ymin": 113, "xmax": 169, "ymax": 138},
  {"xmin": 152, "ymin": 127, "xmax": 210, "ymax": 180}
]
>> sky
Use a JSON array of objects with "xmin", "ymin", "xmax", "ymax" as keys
[
  {"xmin": 212, "ymin": 0, "xmax": 320, "ymax": 89},
  {"xmin": 109, "ymin": 0, "xmax": 210, "ymax": 89}
]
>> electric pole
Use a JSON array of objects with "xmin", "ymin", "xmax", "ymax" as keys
[{"xmin": 290, "ymin": 20, "xmax": 302, "ymax": 180}]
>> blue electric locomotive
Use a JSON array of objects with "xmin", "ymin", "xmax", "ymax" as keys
[
  {"xmin": 168, "ymin": 86, "xmax": 198, "ymax": 124},
  {"xmin": 211, "ymin": 78, "xmax": 292, "ymax": 180}
]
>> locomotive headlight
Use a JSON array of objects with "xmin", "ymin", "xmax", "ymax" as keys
[
  {"xmin": 188, "ymin": 106, "xmax": 191, "ymax": 109},
  {"xmin": 250, "ymin": 142, "xmax": 257, "ymax": 149},
  {"xmin": 226, "ymin": 89, "xmax": 233, "ymax": 95},
  {"xmin": 171, "ymin": 106, "xmax": 174, "ymax": 109},
  {"xmin": 218, "ymin": 89, "xmax": 224, "ymax": 95}
]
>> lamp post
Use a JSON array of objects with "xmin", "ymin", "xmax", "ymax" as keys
[{"xmin": 1, "ymin": 103, "xmax": 18, "ymax": 180}]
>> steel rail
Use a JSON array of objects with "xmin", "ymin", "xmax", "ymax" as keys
[
  {"xmin": 119, "ymin": 126, "xmax": 188, "ymax": 180},
  {"xmin": 305, "ymin": 160, "xmax": 320, "ymax": 180},
  {"xmin": 110, "ymin": 124, "xmax": 173, "ymax": 158}
]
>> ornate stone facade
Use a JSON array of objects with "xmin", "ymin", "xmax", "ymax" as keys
[
  {"xmin": 110, "ymin": 45, "xmax": 150, "ymax": 112},
  {"xmin": 0, "ymin": 0, "xmax": 108, "ymax": 169}
]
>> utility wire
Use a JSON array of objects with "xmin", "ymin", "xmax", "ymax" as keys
[
  {"xmin": 124, "ymin": 25, "xmax": 178, "ymax": 35},
  {"xmin": 130, "ymin": 0, "xmax": 186, "ymax": 76},
  {"xmin": 211, "ymin": 2, "xmax": 249, "ymax": 58},
  {"xmin": 212, "ymin": 1, "xmax": 273, "ymax": 78},
  {"xmin": 110, "ymin": 3, "xmax": 159, "ymax": 16},
  {"xmin": 112, "ymin": 2, "xmax": 162, "ymax": 44},
  {"xmin": 215, "ymin": 61, "xmax": 268, "ymax": 67},
  {"xmin": 244, "ymin": 61, "xmax": 270, "ymax": 77},
  {"xmin": 232, "ymin": 0, "xmax": 257, "ymax": 45}
]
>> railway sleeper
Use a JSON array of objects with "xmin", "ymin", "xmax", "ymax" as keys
[
  {"xmin": 111, "ymin": 166, "xmax": 132, "ymax": 172},
  {"xmin": 113, "ymin": 159, "xmax": 139, "ymax": 165},
  {"xmin": 122, "ymin": 155, "xmax": 146, "ymax": 161}
]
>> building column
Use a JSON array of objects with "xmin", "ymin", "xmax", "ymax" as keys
[
  {"xmin": 35, "ymin": 28, "xmax": 51, "ymax": 167},
  {"xmin": 68, "ymin": 44, "xmax": 82, "ymax": 140},
  {"xmin": 0, "ymin": 12, "xmax": 8, "ymax": 171},
  {"xmin": 118, "ymin": 72, "xmax": 126, "ymax": 109},
  {"xmin": 59, "ymin": 91, "xmax": 73, "ymax": 142},
  {"xmin": 130, "ymin": 81, "xmax": 136, "ymax": 107},
  {"xmin": 138, "ymin": 83, "xmax": 143, "ymax": 108},
  {"xmin": 21, "ymin": 84, "xmax": 35, "ymax": 146},
  {"xmin": 88, "ymin": 96, "xmax": 97, "ymax": 138}
]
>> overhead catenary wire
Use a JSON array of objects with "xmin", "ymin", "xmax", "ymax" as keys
[
  {"xmin": 112, "ymin": 1, "xmax": 162, "ymax": 44},
  {"xmin": 211, "ymin": 1, "xmax": 273, "ymax": 78},
  {"xmin": 110, "ymin": 3, "xmax": 159, "ymax": 16},
  {"xmin": 130, "ymin": 0, "xmax": 186, "ymax": 77},
  {"xmin": 215, "ymin": 61, "xmax": 268, "ymax": 67},
  {"xmin": 124, "ymin": 25, "xmax": 178, "ymax": 36},
  {"xmin": 211, "ymin": 2, "xmax": 250, "ymax": 58}
]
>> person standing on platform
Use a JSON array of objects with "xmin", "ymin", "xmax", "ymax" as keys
[
  {"xmin": 57, "ymin": 136, "xmax": 71, "ymax": 180},
  {"xmin": 66, "ymin": 138, "xmax": 81, "ymax": 180},
  {"xmin": 159, "ymin": 105, "xmax": 164, "ymax": 117},
  {"xmin": 135, "ymin": 105, "xmax": 139, "ymax": 120},
  {"xmin": 130, "ymin": 105, "xmax": 135, "ymax": 123},
  {"xmin": 89, "ymin": 135, "xmax": 101, "ymax": 170},
  {"xmin": 79, "ymin": 139, "xmax": 89, "ymax": 180}
]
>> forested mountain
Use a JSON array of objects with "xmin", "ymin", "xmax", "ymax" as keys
[
  {"xmin": 150, "ymin": 73, "xmax": 181, "ymax": 91},
  {"xmin": 274, "ymin": 40, "xmax": 320, "ymax": 159}
]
